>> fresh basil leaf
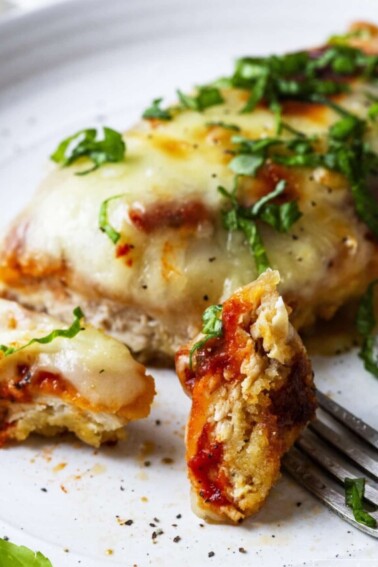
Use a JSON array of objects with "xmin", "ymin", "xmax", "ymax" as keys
[
  {"xmin": 260, "ymin": 201, "xmax": 302, "ymax": 233},
  {"xmin": 356, "ymin": 280, "xmax": 378, "ymax": 337},
  {"xmin": 360, "ymin": 336, "xmax": 378, "ymax": 378},
  {"xmin": 177, "ymin": 90, "xmax": 198, "ymax": 110},
  {"xmin": 251, "ymin": 179, "xmax": 286, "ymax": 216},
  {"xmin": 252, "ymin": 180, "xmax": 302, "ymax": 232},
  {"xmin": 0, "ymin": 539, "xmax": 53, "ymax": 567},
  {"xmin": 196, "ymin": 86, "xmax": 224, "ymax": 109},
  {"xmin": 206, "ymin": 121, "xmax": 241, "ymax": 131},
  {"xmin": 0, "ymin": 307, "xmax": 84, "ymax": 359},
  {"xmin": 177, "ymin": 86, "xmax": 224, "ymax": 111},
  {"xmin": 329, "ymin": 28, "xmax": 373, "ymax": 45},
  {"xmin": 98, "ymin": 194, "xmax": 125, "ymax": 244},
  {"xmin": 238, "ymin": 218, "xmax": 270, "ymax": 275},
  {"xmin": 329, "ymin": 115, "xmax": 363, "ymax": 140},
  {"xmin": 350, "ymin": 181, "xmax": 378, "ymax": 239},
  {"xmin": 231, "ymin": 135, "xmax": 281, "ymax": 154},
  {"xmin": 356, "ymin": 280, "xmax": 378, "ymax": 377},
  {"xmin": 142, "ymin": 98, "xmax": 172, "ymax": 120},
  {"xmin": 51, "ymin": 127, "xmax": 125, "ymax": 175},
  {"xmin": 189, "ymin": 305, "xmax": 223, "ymax": 368},
  {"xmin": 218, "ymin": 178, "xmax": 301, "ymax": 271},
  {"xmin": 345, "ymin": 478, "xmax": 377, "ymax": 528},
  {"xmin": 241, "ymin": 74, "xmax": 268, "ymax": 113},
  {"xmin": 229, "ymin": 154, "xmax": 265, "ymax": 176},
  {"xmin": 368, "ymin": 101, "xmax": 378, "ymax": 121},
  {"xmin": 271, "ymin": 100, "xmax": 283, "ymax": 134}
]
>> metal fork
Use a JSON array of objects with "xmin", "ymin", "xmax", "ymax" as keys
[{"xmin": 282, "ymin": 389, "xmax": 378, "ymax": 537}]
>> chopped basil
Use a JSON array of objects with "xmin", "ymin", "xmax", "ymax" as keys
[
  {"xmin": 345, "ymin": 478, "xmax": 377, "ymax": 528},
  {"xmin": 177, "ymin": 86, "xmax": 224, "ymax": 111},
  {"xmin": 356, "ymin": 280, "xmax": 378, "ymax": 378},
  {"xmin": 260, "ymin": 200, "xmax": 302, "ymax": 233},
  {"xmin": 98, "ymin": 194, "xmax": 125, "ymax": 244},
  {"xmin": 189, "ymin": 304, "xmax": 223, "ymax": 368},
  {"xmin": 228, "ymin": 103, "xmax": 378, "ymax": 238},
  {"xmin": 232, "ymin": 50, "xmax": 351, "ymax": 115},
  {"xmin": 238, "ymin": 218, "xmax": 270, "ymax": 274},
  {"xmin": 142, "ymin": 98, "xmax": 172, "ymax": 120},
  {"xmin": 329, "ymin": 28, "xmax": 373, "ymax": 45},
  {"xmin": 51, "ymin": 127, "xmax": 125, "ymax": 175},
  {"xmin": 0, "ymin": 307, "xmax": 84, "ymax": 358},
  {"xmin": 206, "ymin": 121, "xmax": 241, "ymax": 131},
  {"xmin": 0, "ymin": 538, "xmax": 53, "ymax": 567},
  {"xmin": 229, "ymin": 153, "xmax": 265, "ymax": 176},
  {"xmin": 368, "ymin": 101, "xmax": 378, "ymax": 121},
  {"xmin": 218, "ymin": 178, "xmax": 301, "ymax": 274}
]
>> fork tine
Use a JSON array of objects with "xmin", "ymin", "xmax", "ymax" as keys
[
  {"xmin": 310, "ymin": 418, "xmax": 378, "ymax": 479},
  {"xmin": 283, "ymin": 448, "xmax": 378, "ymax": 539},
  {"xmin": 316, "ymin": 389, "xmax": 378, "ymax": 450},
  {"xmin": 297, "ymin": 430, "xmax": 378, "ymax": 505}
]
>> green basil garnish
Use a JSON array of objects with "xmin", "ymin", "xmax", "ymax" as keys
[
  {"xmin": 142, "ymin": 98, "xmax": 172, "ymax": 120},
  {"xmin": 0, "ymin": 307, "xmax": 84, "ymax": 358},
  {"xmin": 0, "ymin": 538, "xmax": 53, "ymax": 567},
  {"xmin": 345, "ymin": 477, "xmax": 377, "ymax": 528},
  {"xmin": 189, "ymin": 304, "xmax": 223, "ymax": 369},
  {"xmin": 51, "ymin": 127, "xmax": 125, "ymax": 175},
  {"xmin": 356, "ymin": 280, "xmax": 378, "ymax": 378}
]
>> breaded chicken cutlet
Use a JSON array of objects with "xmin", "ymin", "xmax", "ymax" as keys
[
  {"xmin": 0, "ymin": 299, "xmax": 155, "ymax": 447},
  {"xmin": 1, "ymin": 23, "xmax": 378, "ymax": 361},
  {"xmin": 175, "ymin": 270, "xmax": 316, "ymax": 523}
]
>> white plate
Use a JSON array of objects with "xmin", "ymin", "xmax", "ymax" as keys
[{"xmin": 0, "ymin": 1, "xmax": 378, "ymax": 565}]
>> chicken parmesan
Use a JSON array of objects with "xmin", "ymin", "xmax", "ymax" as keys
[
  {"xmin": 175, "ymin": 270, "xmax": 316, "ymax": 523},
  {"xmin": 0, "ymin": 299, "xmax": 155, "ymax": 447},
  {"xmin": 1, "ymin": 23, "xmax": 378, "ymax": 360}
]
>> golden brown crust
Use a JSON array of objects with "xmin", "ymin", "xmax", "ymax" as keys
[{"xmin": 175, "ymin": 270, "xmax": 316, "ymax": 523}]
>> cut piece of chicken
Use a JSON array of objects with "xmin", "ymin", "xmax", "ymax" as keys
[
  {"xmin": 175, "ymin": 270, "xmax": 316, "ymax": 523},
  {"xmin": 0, "ymin": 299, "xmax": 155, "ymax": 447}
]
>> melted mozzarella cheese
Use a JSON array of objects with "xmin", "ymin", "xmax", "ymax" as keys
[
  {"xmin": 0, "ymin": 299, "xmax": 154, "ymax": 415},
  {"xmin": 1, "ymin": 77, "xmax": 378, "ymax": 354}
]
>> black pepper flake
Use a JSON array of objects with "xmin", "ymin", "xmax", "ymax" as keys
[
  {"xmin": 176, "ymin": 514, "xmax": 182, "ymax": 519},
  {"xmin": 3, "ymin": 536, "xmax": 9, "ymax": 541},
  {"xmin": 203, "ymin": 295, "xmax": 209, "ymax": 301},
  {"xmin": 125, "ymin": 519, "xmax": 134, "ymax": 526},
  {"xmin": 155, "ymin": 420, "xmax": 161, "ymax": 426},
  {"xmin": 153, "ymin": 517, "xmax": 160, "ymax": 523},
  {"xmin": 99, "ymin": 369, "xmax": 105, "ymax": 374},
  {"xmin": 173, "ymin": 536, "xmax": 181, "ymax": 543},
  {"xmin": 238, "ymin": 547, "xmax": 247, "ymax": 554},
  {"xmin": 151, "ymin": 529, "xmax": 164, "ymax": 540},
  {"xmin": 144, "ymin": 460, "xmax": 151, "ymax": 467},
  {"xmin": 291, "ymin": 235, "xmax": 299, "ymax": 240},
  {"xmin": 120, "ymin": 486, "xmax": 125, "ymax": 491},
  {"xmin": 199, "ymin": 523, "xmax": 204, "ymax": 528},
  {"xmin": 208, "ymin": 257, "xmax": 216, "ymax": 262},
  {"xmin": 208, "ymin": 551, "xmax": 215, "ymax": 558},
  {"xmin": 211, "ymin": 173, "xmax": 217, "ymax": 178},
  {"xmin": 311, "ymin": 201, "xmax": 317, "ymax": 207},
  {"xmin": 149, "ymin": 523, "xmax": 156, "ymax": 528},
  {"xmin": 41, "ymin": 488, "xmax": 48, "ymax": 493},
  {"xmin": 142, "ymin": 284, "xmax": 148, "ymax": 289},
  {"xmin": 296, "ymin": 502, "xmax": 302, "ymax": 507},
  {"xmin": 271, "ymin": 534, "xmax": 276, "ymax": 538}
]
